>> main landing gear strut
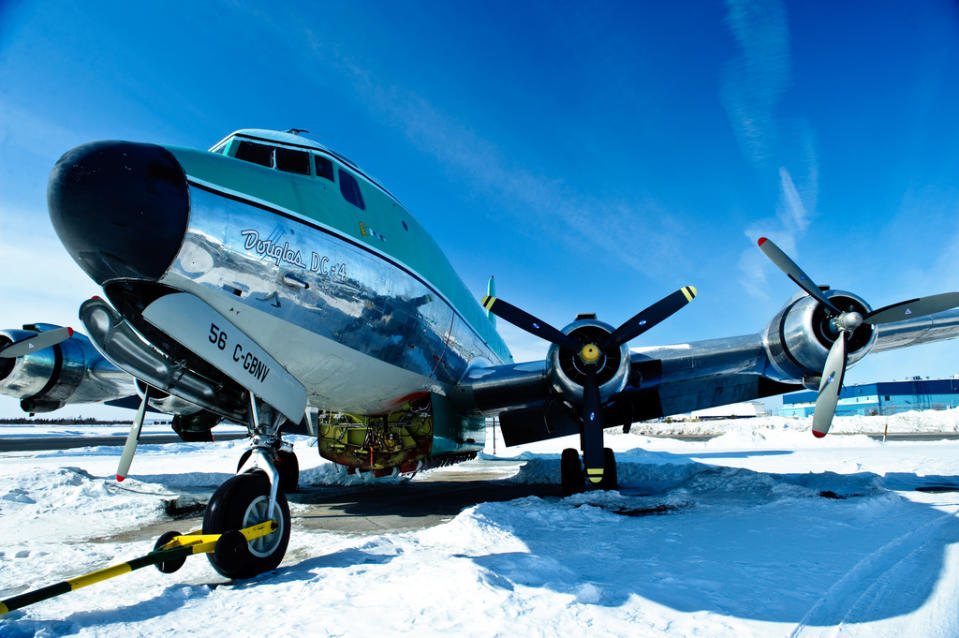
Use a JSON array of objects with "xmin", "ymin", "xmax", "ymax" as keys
[
  {"xmin": 202, "ymin": 393, "xmax": 295, "ymax": 579},
  {"xmin": 561, "ymin": 447, "xmax": 618, "ymax": 496}
]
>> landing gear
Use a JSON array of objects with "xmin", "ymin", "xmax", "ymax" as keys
[
  {"xmin": 599, "ymin": 447, "xmax": 618, "ymax": 491},
  {"xmin": 561, "ymin": 448, "xmax": 582, "ymax": 496},
  {"xmin": 237, "ymin": 447, "xmax": 299, "ymax": 493},
  {"xmin": 205, "ymin": 392, "xmax": 294, "ymax": 579},
  {"xmin": 203, "ymin": 471, "xmax": 291, "ymax": 579},
  {"xmin": 560, "ymin": 447, "xmax": 618, "ymax": 496}
]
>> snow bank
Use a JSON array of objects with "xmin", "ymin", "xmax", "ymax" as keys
[{"xmin": 628, "ymin": 408, "xmax": 959, "ymax": 437}]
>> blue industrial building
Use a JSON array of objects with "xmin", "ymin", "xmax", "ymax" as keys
[{"xmin": 781, "ymin": 378, "xmax": 959, "ymax": 417}]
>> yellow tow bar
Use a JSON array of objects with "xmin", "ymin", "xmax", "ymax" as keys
[{"xmin": 0, "ymin": 520, "xmax": 277, "ymax": 616}]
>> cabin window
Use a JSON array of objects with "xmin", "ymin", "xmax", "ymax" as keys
[
  {"xmin": 339, "ymin": 169, "xmax": 365, "ymax": 210},
  {"xmin": 314, "ymin": 155, "xmax": 334, "ymax": 181},
  {"xmin": 235, "ymin": 141, "xmax": 273, "ymax": 168},
  {"xmin": 275, "ymin": 148, "xmax": 311, "ymax": 175}
]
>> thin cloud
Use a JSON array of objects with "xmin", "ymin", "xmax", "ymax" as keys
[
  {"xmin": 738, "ymin": 166, "xmax": 813, "ymax": 298},
  {"xmin": 721, "ymin": 0, "xmax": 821, "ymax": 299},
  {"xmin": 720, "ymin": 0, "xmax": 790, "ymax": 169}
]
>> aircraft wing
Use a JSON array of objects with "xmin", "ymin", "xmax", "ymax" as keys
[
  {"xmin": 466, "ymin": 238, "xmax": 959, "ymax": 453},
  {"xmin": 458, "ymin": 307, "xmax": 959, "ymax": 446}
]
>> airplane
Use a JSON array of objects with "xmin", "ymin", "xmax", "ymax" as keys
[{"xmin": 3, "ymin": 127, "xmax": 959, "ymax": 580}]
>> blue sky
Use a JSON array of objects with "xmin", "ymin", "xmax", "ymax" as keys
[{"xmin": 1, "ymin": 0, "xmax": 959, "ymax": 419}]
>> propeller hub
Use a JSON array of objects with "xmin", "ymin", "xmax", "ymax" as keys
[
  {"xmin": 579, "ymin": 343, "xmax": 602, "ymax": 365},
  {"xmin": 833, "ymin": 311, "xmax": 863, "ymax": 333}
]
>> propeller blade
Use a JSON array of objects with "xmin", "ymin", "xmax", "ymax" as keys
[
  {"xmin": 757, "ymin": 237, "xmax": 840, "ymax": 315},
  {"xmin": 481, "ymin": 296, "xmax": 580, "ymax": 350},
  {"xmin": 117, "ymin": 386, "xmax": 150, "ymax": 481},
  {"xmin": 581, "ymin": 369, "xmax": 606, "ymax": 484},
  {"xmin": 864, "ymin": 292, "xmax": 959, "ymax": 325},
  {"xmin": 0, "ymin": 327, "xmax": 73, "ymax": 358},
  {"xmin": 601, "ymin": 286, "xmax": 697, "ymax": 350},
  {"xmin": 812, "ymin": 334, "xmax": 847, "ymax": 438}
]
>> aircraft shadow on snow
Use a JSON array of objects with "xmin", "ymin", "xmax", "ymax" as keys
[{"xmin": 277, "ymin": 447, "xmax": 959, "ymax": 626}]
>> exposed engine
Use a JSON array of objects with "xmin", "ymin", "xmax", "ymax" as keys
[
  {"xmin": 762, "ymin": 289, "xmax": 877, "ymax": 386},
  {"xmin": 0, "ymin": 325, "xmax": 132, "ymax": 413},
  {"xmin": 316, "ymin": 397, "xmax": 434, "ymax": 475}
]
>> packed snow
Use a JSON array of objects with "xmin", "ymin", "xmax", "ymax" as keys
[{"xmin": 3, "ymin": 413, "xmax": 959, "ymax": 636}]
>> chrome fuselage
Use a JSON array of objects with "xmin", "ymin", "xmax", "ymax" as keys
[{"xmin": 48, "ymin": 130, "xmax": 512, "ymax": 422}]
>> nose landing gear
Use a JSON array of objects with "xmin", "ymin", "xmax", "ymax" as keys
[{"xmin": 203, "ymin": 392, "xmax": 294, "ymax": 579}]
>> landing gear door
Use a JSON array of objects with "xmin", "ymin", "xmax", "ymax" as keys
[{"xmin": 142, "ymin": 292, "xmax": 307, "ymax": 422}]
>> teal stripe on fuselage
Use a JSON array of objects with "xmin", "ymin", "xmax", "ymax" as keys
[{"xmin": 165, "ymin": 145, "xmax": 512, "ymax": 365}]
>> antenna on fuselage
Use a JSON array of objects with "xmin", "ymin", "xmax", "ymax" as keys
[{"xmin": 287, "ymin": 128, "xmax": 310, "ymax": 135}]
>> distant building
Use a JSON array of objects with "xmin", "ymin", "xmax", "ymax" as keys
[
  {"xmin": 780, "ymin": 377, "xmax": 959, "ymax": 417},
  {"xmin": 691, "ymin": 401, "xmax": 767, "ymax": 420}
]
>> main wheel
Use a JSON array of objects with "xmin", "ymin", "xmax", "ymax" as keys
[
  {"xmin": 598, "ymin": 447, "xmax": 618, "ymax": 491},
  {"xmin": 203, "ymin": 471, "xmax": 291, "ymax": 579},
  {"xmin": 275, "ymin": 449, "xmax": 299, "ymax": 493},
  {"xmin": 560, "ymin": 448, "xmax": 583, "ymax": 496},
  {"xmin": 236, "ymin": 449, "xmax": 299, "ymax": 493}
]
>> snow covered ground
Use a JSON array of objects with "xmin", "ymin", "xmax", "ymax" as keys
[{"xmin": 3, "ymin": 413, "xmax": 959, "ymax": 637}]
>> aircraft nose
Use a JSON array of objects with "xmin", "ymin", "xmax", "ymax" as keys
[{"xmin": 48, "ymin": 141, "xmax": 189, "ymax": 285}]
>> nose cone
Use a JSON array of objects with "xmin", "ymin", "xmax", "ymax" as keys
[{"xmin": 48, "ymin": 141, "xmax": 189, "ymax": 284}]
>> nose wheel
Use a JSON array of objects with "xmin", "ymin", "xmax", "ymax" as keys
[
  {"xmin": 202, "ymin": 471, "xmax": 291, "ymax": 579},
  {"xmin": 561, "ymin": 447, "xmax": 618, "ymax": 496}
]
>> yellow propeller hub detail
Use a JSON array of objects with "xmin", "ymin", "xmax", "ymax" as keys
[{"xmin": 580, "ymin": 343, "xmax": 601, "ymax": 364}]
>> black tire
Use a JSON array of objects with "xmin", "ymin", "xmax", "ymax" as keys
[
  {"xmin": 203, "ymin": 472, "xmax": 291, "ymax": 579},
  {"xmin": 598, "ymin": 447, "xmax": 618, "ymax": 491},
  {"xmin": 236, "ymin": 449, "xmax": 299, "ymax": 493},
  {"xmin": 153, "ymin": 530, "xmax": 187, "ymax": 574},
  {"xmin": 561, "ymin": 448, "xmax": 582, "ymax": 496},
  {"xmin": 236, "ymin": 449, "xmax": 252, "ymax": 474},
  {"xmin": 276, "ymin": 449, "xmax": 299, "ymax": 493}
]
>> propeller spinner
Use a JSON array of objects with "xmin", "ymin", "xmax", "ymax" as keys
[
  {"xmin": 482, "ymin": 287, "xmax": 696, "ymax": 487},
  {"xmin": 758, "ymin": 237, "xmax": 959, "ymax": 437}
]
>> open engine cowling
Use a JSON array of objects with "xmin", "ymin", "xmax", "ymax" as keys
[
  {"xmin": 763, "ymin": 290, "xmax": 877, "ymax": 386},
  {"xmin": 547, "ymin": 318, "xmax": 631, "ymax": 403}
]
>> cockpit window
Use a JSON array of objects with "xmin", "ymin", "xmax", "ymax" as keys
[
  {"xmin": 235, "ymin": 141, "xmax": 273, "ymax": 168},
  {"xmin": 338, "ymin": 169, "xmax": 365, "ymax": 210},
  {"xmin": 275, "ymin": 147, "xmax": 310, "ymax": 175},
  {"xmin": 314, "ymin": 155, "xmax": 334, "ymax": 181}
]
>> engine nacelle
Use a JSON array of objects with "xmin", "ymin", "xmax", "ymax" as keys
[
  {"xmin": 547, "ymin": 318, "xmax": 631, "ymax": 404},
  {"xmin": 0, "ymin": 324, "xmax": 133, "ymax": 412},
  {"xmin": 763, "ymin": 290, "xmax": 877, "ymax": 386}
]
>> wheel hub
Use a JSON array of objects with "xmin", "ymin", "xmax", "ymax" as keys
[{"xmin": 243, "ymin": 495, "xmax": 283, "ymax": 558}]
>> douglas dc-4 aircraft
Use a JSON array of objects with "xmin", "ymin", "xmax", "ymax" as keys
[{"xmin": 3, "ymin": 128, "xmax": 959, "ymax": 579}]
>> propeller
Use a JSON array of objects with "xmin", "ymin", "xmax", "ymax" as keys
[
  {"xmin": 117, "ymin": 385, "xmax": 151, "ymax": 482},
  {"xmin": 0, "ymin": 327, "xmax": 74, "ymax": 358},
  {"xmin": 481, "ymin": 286, "xmax": 696, "ymax": 485},
  {"xmin": 758, "ymin": 237, "xmax": 959, "ymax": 437}
]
